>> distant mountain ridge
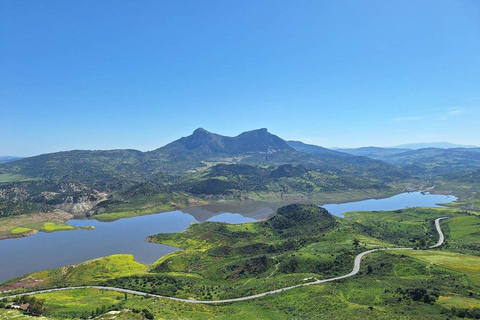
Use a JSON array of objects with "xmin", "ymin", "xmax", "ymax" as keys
[
  {"xmin": 286, "ymin": 141, "xmax": 353, "ymax": 158},
  {"xmin": 335, "ymin": 147, "xmax": 411, "ymax": 158},
  {"xmin": 380, "ymin": 147, "xmax": 480, "ymax": 174},
  {"xmin": 390, "ymin": 142, "xmax": 478, "ymax": 149},
  {"xmin": 320, "ymin": 146, "xmax": 480, "ymax": 175},
  {"xmin": 0, "ymin": 156, "xmax": 24, "ymax": 164}
]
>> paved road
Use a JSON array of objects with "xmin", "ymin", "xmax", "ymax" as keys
[
  {"xmin": 2, "ymin": 217, "xmax": 449, "ymax": 304},
  {"xmin": 429, "ymin": 217, "xmax": 449, "ymax": 248}
]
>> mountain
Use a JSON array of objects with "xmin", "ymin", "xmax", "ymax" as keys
[
  {"xmin": 291, "ymin": 142, "xmax": 480, "ymax": 176},
  {"xmin": 391, "ymin": 142, "xmax": 478, "ymax": 149},
  {"xmin": 0, "ymin": 128, "xmax": 409, "ymax": 218},
  {"xmin": 3, "ymin": 128, "xmax": 402, "ymax": 185},
  {"xmin": 287, "ymin": 141, "xmax": 353, "ymax": 158},
  {"xmin": 0, "ymin": 149, "xmax": 151, "ymax": 189},
  {"xmin": 147, "ymin": 128, "xmax": 301, "ymax": 172},
  {"xmin": 154, "ymin": 128, "xmax": 292, "ymax": 156},
  {"xmin": 379, "ymin": 148, "xmax": 480, "ymax": 175},
  {"xmin": 150, "ymin": 129, "xmax": 408, "ymax": 178},
  {"xmin": 337, "ymin": 146, "xmax": 480, "ymax": 175},
  {"xmin": 0, "ymin": 156, "xmax": 24, "ymax": 164},
  {"xmin": 335, "ymin": 147, "xmax": 412, "ymax": 161},
  {"xmin": 286, "ymin": 141, "xmax": 408, "ymax": 176},
  {"xmin": 0, "ymin": 128, "xmax": 410, "ymax": 183}
]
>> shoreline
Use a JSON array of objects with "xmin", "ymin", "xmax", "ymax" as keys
[
  {"xmin": 0, "ymin": 186, "xmax": 457, "ymax": 242},
  {"xmin": 0, "ymin": 188, "xmax": 401, "ymax": 241}
]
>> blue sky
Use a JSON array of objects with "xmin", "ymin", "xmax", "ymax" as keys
[{"xmin": 1, "ymin": 0, "xmax": 479, "ymax": 156}]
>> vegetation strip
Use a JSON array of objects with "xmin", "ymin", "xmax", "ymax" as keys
[{"xmin": 2, "ymin": 217, "xmax": 449, "ymax": 304}]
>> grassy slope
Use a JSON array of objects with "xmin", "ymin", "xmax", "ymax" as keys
[
  {"xmin": 0, "ymin": 173, "xmax": 35, "ymax": 183},
  {"xmin": 443, "ymin": 197, "xmax": 480, "ymax": 213},
  {"xmin": 91, "ymin": 191, "xmax": 204, "ymax": 221},
  {"xmin": 0, "ymin": 254, "xmax": 148, "ymax": 291},
  {"xmin": 343, "ymin": 207, "xmax": 454, "ymax": 247},
  {"xmin": 395, "ymin": 250, "xmax": 480, "ymax": 285},
  {"xmin": 0, "ymin": 309, "xmax": 64, "ymax": 320},
  {"xmin": 34, "ymin": 289, "xmax": 123, "ymax": 316},
  {"xmin": 434, "ymin": 171, "xmax": 480, "ymax": 213},
  {"xmin": 34, "ymin": 254, "xmax": 148, "ymax": 285},
  {"xmin": 446, "ymin": 215, "xmax": 480, "ymax": 255}
]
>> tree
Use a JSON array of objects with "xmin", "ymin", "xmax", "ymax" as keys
[
  {"xmin": 367, "ymin": 265, "xmax": 374, "ymax": 274},
  {"xmin": 28, "ymin": 301, "xmax": 45, "ymax": 316},
  {"xmin": 143, "ymin": 309, "xmax": 155, "ymax": 319},
  {"xmin": 418, "ymin": 238, "xmax": 426, "ymax": 248},
  {"xmin": 353, "ymin": 238, "xmax": 360, "ymax": 246}
]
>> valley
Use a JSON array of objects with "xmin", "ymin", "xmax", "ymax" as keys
[
  {"xmin": 1, "ymin": 129, "xmax": 480, "ymax": 319},
  {"xmin": 2, "ymin": 128, "xmax": 470, "ymax": 239},
  {"xmin": 4, "ymin": 1, "xmax": 480, "ymax": 318}
]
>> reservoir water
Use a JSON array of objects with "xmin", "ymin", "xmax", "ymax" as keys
[
  {"xmin": 322, "ymin": 192, "xmax": 457, "ymax": 217},
  {"xmin": 0, "ymin": 192, "xmax": 455, "ymax": 283}
]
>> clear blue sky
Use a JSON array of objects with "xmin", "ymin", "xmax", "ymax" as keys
[{"xmin": 1, "ymin": 0, "xmax": 479, "ymax": 156}]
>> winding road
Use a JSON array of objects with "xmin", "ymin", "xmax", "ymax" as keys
[
  {"xmin": 2, "ymin": 217, "xmax": 450, "ymax": 304},
  {"xmin": 429, "ymin": 216, "xmax": 449, "ymax": 248}
]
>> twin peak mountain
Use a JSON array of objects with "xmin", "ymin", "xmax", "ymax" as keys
[{"xmin": 156, "ymin": 128, "xmax": 294, "ymax": 155}]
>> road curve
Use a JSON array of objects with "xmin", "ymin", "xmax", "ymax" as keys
[
  {"xmin": 429, "ymin": 217, "xmax": 449, "ymax": 248},
  {"xmin": 2, "ymin": 217, "xmax": 449, "ymax": 304}
]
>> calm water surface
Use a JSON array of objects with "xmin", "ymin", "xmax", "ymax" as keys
[
  {"xmin": 0, "ymin": 192, "xmax": 455, "ymax": 283},
  {"xmin": 322, "ymin": 192, "xmax": 456, "ymax": 217}
]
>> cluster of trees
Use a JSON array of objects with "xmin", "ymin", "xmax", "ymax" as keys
[
  {"xmin": 140, "ymin": 308, "xmax": 155, "ymax": 319},
  {"xmin": 3, "ymin": 295, "xmax": 46, "ymax": 316},
  {"xmin": 91, "ymin": 305, "xmax": 111, "ymax": 318},
  {"xmin": 182, "ymin": 163, "xmax": 391, "ymax": 196},
  {"xmin": 207, "ymin": 239, "xmax": 301, "ymax": 258},
  {"xmin": 0, "ymin": 200, "xmax": 51, "ymax": 218},
  {"xmin": 277, "ymin": 248, "xmax": 359, "ymax": 277},
  {"xmin": 268, "ymin": 204, "xmax": 337, "ymax": 237},
  {"xmin": 222, "ymin": 255, "xmax": 272, "ymax": 280},
  {"xmin": 352, "ymin": 219, "xmax": 436, "ymax": 247},
  {"xmin": 444, "ymin": 307, "xmax": 480, "ymax": 319},
  {"xmin": 396, "ymin": 288, "xmax": 439, "ymax": 304},
  {"xmin": 104, "ymin": 274, "xmax": 183, "ymax": 297}
]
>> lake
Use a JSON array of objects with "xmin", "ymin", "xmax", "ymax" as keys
[
  {"xmin": 0, "ymin": 192, "xmax": 456, "ymax": 283},
  {"xmin": 322, "ymin": 192, "xmax": 457, "ymax": 217}
]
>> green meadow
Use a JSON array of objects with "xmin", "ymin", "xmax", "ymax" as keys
[
  {"xmin": 34, "ymin": 289, "xmax": 123, "ymax": 316},
  {"xmin": 27, "ymin": 254, "xmax": 148, "ymax": 286},
  {"xmin": 396, "ymin": 250, "xmax": 480, "ymax": 285},
  {"xmin": 40, "ymin": 222, "xmax": 76, "ymax": 233},
  {"xmin": 0, "ymin": 309, "xmax": 61, "ymax": 320}
]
